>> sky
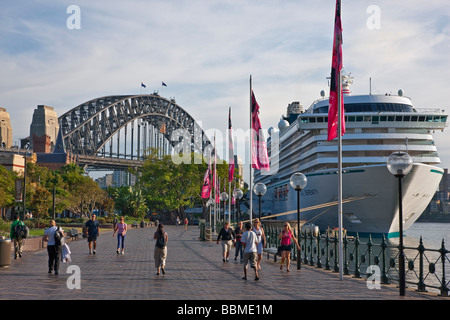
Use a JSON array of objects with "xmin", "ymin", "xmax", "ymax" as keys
[{"xmin": 1, "ymin": 0, "xmax": 450, "ymax": 181}]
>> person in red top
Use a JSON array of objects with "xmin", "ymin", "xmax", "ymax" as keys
[{"xmin": 278, "ymin": 222, "xmax": 300, "ymax": 272}]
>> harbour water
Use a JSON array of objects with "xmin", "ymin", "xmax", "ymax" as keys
[{"xmin": 404, "ymin": 222, "xmax": 450, "ymax": 249}]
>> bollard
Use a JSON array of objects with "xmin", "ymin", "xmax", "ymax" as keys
[{"xmin": 0, "ymin": 237, "xmax": 12, "ymax": 268}]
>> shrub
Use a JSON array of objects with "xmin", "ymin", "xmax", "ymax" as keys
[{"xmin": 97, "ymin": 217, "xmax": 106, "ymax": 225}]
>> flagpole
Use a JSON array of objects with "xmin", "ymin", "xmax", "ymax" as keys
[
  {"xmin": 209, "ymin": 150, "xmax": 212, "ymax": 230},
  {"xmin": 213, "ymin": 132, "xmax": 217, "ymax": 233},
  {"xmin": 228, "ymin": 107, "xmax": 232, "ymax": 226},
  {"xmin": 249, "ymin": 75, "xmax": 253, "ymax": 224},
  {"xmin": 338, "ymin": 70, "xmax": 344, "ymax": 281}
]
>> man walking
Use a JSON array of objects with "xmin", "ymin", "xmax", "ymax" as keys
[
  {"xmin": 43, "ymin": 220, "xmax": 64, "ymax": 275},
  {"xmin": 10, "ymin": 215, "xmax": 26, "ymax": 259},
  {"xmin": 234, "ymin": 221, "xmax": 244, "ymax": 262},
  {"xmin": 85, "ymin": 214, "xmax": 100, "ymax": 254},
  {"xmin": 241, "ymin": 222, "xmax": 260, "ymax": 281}
]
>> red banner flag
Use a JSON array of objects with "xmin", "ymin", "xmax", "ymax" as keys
[
  {"xmin": 228, "ymin": 107, "xmax": 235, "ymax": 182},
  {"xmin": 251, "ymin": 91, "xmax": 270, "ymax": 171},
  {"xmin": 201, "ymin": 167, "xmax": 211, "ymax": 199},
  {"xmin": 327, "ymin": 0, "xmax": 345, "ymax": 141}
]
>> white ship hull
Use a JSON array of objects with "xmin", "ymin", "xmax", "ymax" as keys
[{"xmin": 259, "ymin": 163, "xmax": 444, "ymax": 237}]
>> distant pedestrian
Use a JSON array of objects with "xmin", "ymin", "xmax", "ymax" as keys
[
  {"xmin": 184, "ymin": 218, "xmax": 188, "ymax": 230},
  {"xmin": 113, "ymin": 216, "xmax": 118, "ymax": 230},
  {"xmin": 176, "ymin": 216, "xmax": 180, "ymax": 226},
  {"xmin": 153, "ymin": 223, "xmax": 168, "ymax": 275},
  {"xmin": 216, "ymin": 221, "xmax": 235, "ymax": 262},
  {"xmin": 234, "ymin": 221, "xmax": 244, "ymax": 262},
  {"xmin": 10, "ymin": 215, "xmax": 27, "ymax": 259},
  {"xmin": 252, "ymin": 218, "xmax": 266, "ymax": 270},
  {"xmin": 241, "ymin": 222, "xmax": 259, "ymax": 281},
  {"xmin": 85, "ymin": 214, "xmax": 100, "ymax": 254},
  {"xmin": 43, "ymin": 220, "xmax": 65, "ymax": 275},
  {"xmin": 278, "ymin": 222, "xmax": 300, "ymax": 272},
  {"xmin": 113, "ymin": 216, "xmax": 127, "ymax": 255}
]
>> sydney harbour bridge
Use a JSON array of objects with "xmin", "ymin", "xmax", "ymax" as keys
[{"xmin": 54, "ymin": 94, "xmax": 212, "ymax": 171}]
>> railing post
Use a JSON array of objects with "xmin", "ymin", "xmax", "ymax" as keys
[
  {"xmin": 353, "ymin": 233, "xmax": 361, "ymax": 278},
  {"xmin": 416, "ymin": 236, "xmax": 426, "ymax": 292},
  {"xmin": 303, "ymin": 230, "xmax": 308, "ymax": 265},
  {"xmin": 293, "ymin": 228, "xmax": 298, "ymax": 261},
  {"xmin": 381, "ymin": 234, "xmax": 389, "ymax": 284},
  {"xmin": 309, "ymin": 230, "xmax": 314, "ymax": 266},
  {"xmin": 325, "ymin": 233, "xmax": 330, "ymax": 270},
  {"xmin": 316, "ymin": 233, "xmax": 322, "ymax": 268},
  {"xmin": 367, "ymin": 234, "xmax": 373, "ymax": 268},
  {"xmin": 333, "ymin": 231, "xmax": 339, "ymax": 273},
  {"xmin": 343, "ymin": 233, "xmax": 349, "ymax": 275},
  {"xmin": 439, "ymin": 239, "xmax": 449, "ymax": 297}
]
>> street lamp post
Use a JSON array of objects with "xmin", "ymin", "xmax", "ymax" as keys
[
  {"xmin": 220, "ymin": 192, "xmax": 228, "ymax": 223},
  {"xmin": 232, "ymin": 188, "xmax": 243, "ymax": 222},
  {"xmin": 206, "ymin": 198, "xmax": 214, "ymax": 229},
  {"xmin": 290, "ymin": 172, "xmax": 308, "ymax": 270},
  {"xmin": 253, "ymin": 183, "xmax": 266, "ymax": 221},
  {"xmin": 387, "ymin": 151, "xmax": 413, "ymax": 296},
  {"xmin": 22, "ymin": 155, "xmax": 27, "ymax": 221}
]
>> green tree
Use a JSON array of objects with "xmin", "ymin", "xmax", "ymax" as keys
[
  {"xmin": 108, "ymin": 185, "xmax": 146, "ymax": 219},
  {"xmin": 0, "ymin": 165, "xmax": 16, "ymax": 209},
  {"xmin": 137, "ymin": 149, "xmax": 229, "ymax": 222}
]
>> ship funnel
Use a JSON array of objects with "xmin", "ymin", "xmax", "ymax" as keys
[{"xmin": 342, "ymin": 73, "xmax": 353, "ymax": 96}]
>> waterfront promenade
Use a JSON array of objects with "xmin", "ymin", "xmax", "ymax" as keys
[{"xmin": 0, "ymin": 225, "xmax": 444, "ymax": 301}]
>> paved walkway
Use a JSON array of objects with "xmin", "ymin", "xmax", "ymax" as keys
[{"xmin": 0, "ymin": 225, "xmax": 445, "ymax": 301}]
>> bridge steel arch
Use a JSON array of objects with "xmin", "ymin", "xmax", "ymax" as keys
[{"xmin": 59, "ymin": 94, "xmax": 212, "ymax": 158}]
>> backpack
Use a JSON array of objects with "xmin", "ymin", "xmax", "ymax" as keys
[
  {"xmin": 14, "ymin": 221, "xmax": 29, "ymax": 239},
  {"xmin": 156, "ymin": 232, "xmax": 166, "ymax": 248},
  {"xmin": 54, "ymin": 227, "xmax": 65, "ymax": 247}
]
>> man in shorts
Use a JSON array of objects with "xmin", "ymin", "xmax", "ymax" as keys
[
  {"xmin": 241, "ymin": 222, "xmax": 260, "ymax": 280},
  {"xmin": 85, "ymin": 214, "xmax": 100, "ymax": 254}
]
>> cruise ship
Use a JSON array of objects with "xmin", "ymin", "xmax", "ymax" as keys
[{"xmin": 254, "ymin": 75, "xmax": 448, "ymax": 237}]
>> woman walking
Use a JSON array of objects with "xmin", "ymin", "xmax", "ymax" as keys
[
  {"xmin": 278, "ymin": 222, "xmax": 300, "ymax": 272},
  {"xmin": 153, "ymin": 223, "xmax": 168, "ymax": 275},
  {"xmin": 113, "ymin": 216, "xmax": 127, "ymax": 254}
]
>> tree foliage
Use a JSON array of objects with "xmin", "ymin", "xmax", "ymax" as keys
[
  {"xmin": 107, "ymin": 185, "xmax": 147, "ymax": 219},
  {"xmin": 136, "ymin": 149, "xmax": 229, "ymax": 221},
  {"xmin": 1, "ymin": 162, "xmax": 111, "ymax": 219},
  {"xmin": 0, "ymin": 165, "xmax": 16, "ymax": 208}
]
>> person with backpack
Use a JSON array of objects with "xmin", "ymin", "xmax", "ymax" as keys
[
  {"xmin": 153, "ymin": 223, "xmax": 168, "ymax": 275},
  {"xmin": 10, "ymin": 215, "xmax": 27, "ymax": 259},
  {"xmin": 43, "ymin": 220, "xmax": 65, "ymax": 275}
]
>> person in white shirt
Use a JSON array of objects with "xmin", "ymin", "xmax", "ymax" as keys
[
  {"xmin": 43, "ymin": 220, "xmax": 65, "ymax": 275},
  {"xmin": 241, "ymin": 222, "xmax": 260, "ymax": 280}
]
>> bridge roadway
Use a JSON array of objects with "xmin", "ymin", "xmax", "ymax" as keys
[
  {"xmin": 0, "ymin": 225, "xmax": 443, "ymax": 304},
  {"xmin": 77, "ymin": 154, "xmax": 143, "ymax": 170}
]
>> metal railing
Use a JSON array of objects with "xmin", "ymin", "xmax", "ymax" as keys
[{"xmin": 263, "ymin": 224, "xmax": 449, "ymax": 297}]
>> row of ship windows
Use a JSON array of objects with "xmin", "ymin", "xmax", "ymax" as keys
[
  {"xmin": 313, "ymin": 103, "xmax": 414, "ymax": 114},
  {"xmin": 299, "ymin": 115, "xmax": 448, "ymax": 124}
]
